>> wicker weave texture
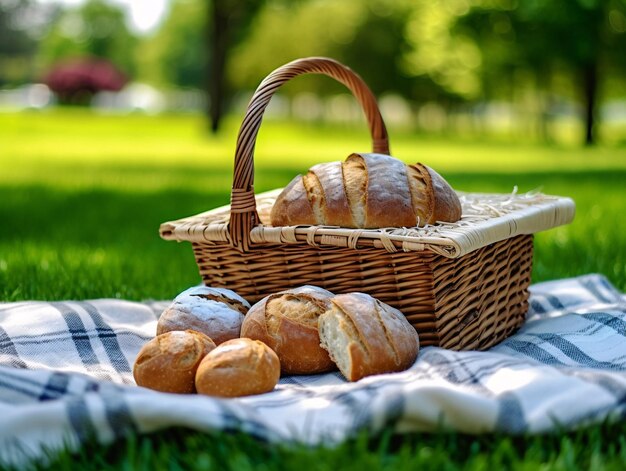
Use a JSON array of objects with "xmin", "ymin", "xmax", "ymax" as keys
[
  {"xmin": 162, "ymin": 189, "xmax": 573, "ymax": 258},
  {"xmin": 228, "ymin": 57, "xmax": 389, "ymax": 251},
  {"xmin": 191, "ymin": 234, "xmax": 532, "ymax": 350},
  {"xmin": 161, "ymin": 57, "xmax": 568, "ymax": 351},
  {"xmin": 432, "ymin": 234, "xmax": 532, "ymax": 349}
]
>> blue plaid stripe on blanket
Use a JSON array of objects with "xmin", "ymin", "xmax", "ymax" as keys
[{"xmin": 1, "ymin": 274, "xmax": 625, "ymax": 466}]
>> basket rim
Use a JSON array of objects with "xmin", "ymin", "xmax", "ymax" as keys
[{"xmin": 160, "ymin": 189, "xmax": 575, "ymax": 259}]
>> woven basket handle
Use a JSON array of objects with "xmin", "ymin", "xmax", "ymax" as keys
[{"xmin": 229, "ymin": 57, "xmax": 390, "ymax": 250}]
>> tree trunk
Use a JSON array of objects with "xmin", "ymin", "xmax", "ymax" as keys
[
  {"xmin": 208, "ymin": 2, "xmax": 229, "ymax": 134},
  {"xmin": 582, "ymin": 62, "xmax": 598, "ymax": 146}
]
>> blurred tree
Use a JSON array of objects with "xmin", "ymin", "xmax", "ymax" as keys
[
  {"xmin": 402, "ymin": 0, "xmax": 483, "ymax": 102},
  {"xmin": 0, "ymin": 0, "xmax": 34, "ymax": 56},
  {"xmin": 38, "ymin": 0, "xmax": 137, "ymax": 77},
  {"xmin": 0, "ymin": 0, "xmax": 46, "ymax": 85},
  {"xmin": 138, "ymin": 0, "xmax": 263, "ymax": 132},
  {"xmin": 340, "ymin": 0, "xmax": 414, "ymax": 98},
  {"xmin": 454, "ymin": 0, "xmax": 626, "ymax": 145},
  {"xmin": 228, "ymin": 0, "xmax": 363, "ymax": 95},
  {"xmin": 229, "ymin": 1, "xmax": 427, "ymax": 101},
  {"xmin": 136, "ymin": 0, "xmax": 207, "ymax": 89},
  {"xmin": 208, "ymin": 0, "xmax": 265, "ymax": 132}
]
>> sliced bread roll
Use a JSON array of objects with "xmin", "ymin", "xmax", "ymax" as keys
[
  {"xmin": 240, "ymin": 285, "xmax": 336, "ymax": 375},
  {"xmin": 318, "ymin": 293, "xmax": 419, "ymax": 381},
  {"xmin": 270, "ymin": 153, "xmax": 461, "ymax": 228}
]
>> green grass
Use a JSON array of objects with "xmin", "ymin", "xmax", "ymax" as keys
[
  {"xmin": 27, "ymin": 423, "xmax": 626, "ymax": 471},
  {"xmin": 1, "ymin": 108, "xmax": 626, "ymax": 469}
]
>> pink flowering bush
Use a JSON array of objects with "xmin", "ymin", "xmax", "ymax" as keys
[{"xmin": 44, "ymin": 58, "xmax": 127, "ymax": 105}]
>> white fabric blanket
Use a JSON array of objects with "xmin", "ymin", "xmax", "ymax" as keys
[{"xmin": 1, "ymin": 274, "xmax": 625, "ymax": 466}]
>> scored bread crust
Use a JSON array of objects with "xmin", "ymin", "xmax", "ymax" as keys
[
  {"xmin": 311, "ymin": 161, "xmax": 353, "ymax": 227},
  {"xmin": 270, "ymin": 175, "xmax": 316, "ymax": 226},
  {"xmin": 424, "ymin": 165, "xmax": 462, "ymax": 224},
  {"xmin": 270, "ymin": 153, "xmax": 461, "ymax": 229},
  {"xmin": 406, "ymin": 163, "xmax": 435, "ymax": 225},
  {"xmin": 319, "ymin": 293, "xmax": 419, "ymax": 382},
  {"xmin": 157, "ymin": 286, "xmax": 251, "ymax": 345},
  {"xmin": 352, "ymin": 153, "xmax": 415, "ymax": 228},
  {"xmin": 195, "ymin": 338, "xmax": 280, "ymax": 397},
  {"xmin": 240, "ymin": 285, "xmax": 336, "ymax": 375}
]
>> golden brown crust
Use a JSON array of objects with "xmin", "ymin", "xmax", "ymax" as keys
[
  {"xmin": 270, "ymin": 154, "xmax": 461, "ymax": 229},
  {"xmin": 239, "ymin": 296, "xmax": 275, "ymax": 348},
  {"xmin": 133, "ymin": 330, "xmax": 216, "ymax": 394},
  {"xmin": 373, "ymin": 299, "xmax": 420, "ymax": 371},
  {"xmin": 330, "ymin": 293, "xmax": 398, "ymax": 372},
  {"xmin": 347, "ymin": 341, "xmax": 369, "ymax": 382},
  {"xmin": 341, "ymin": 155, "xmax": 367, "ymax": 227},
  {"xmin": 311, "ymin": 161, "xmax": 353, "ymax": 227},
  {"xmin": 406, "ymin": 163, "xmax": 434, "ymax": 226},
  {"xmin": 423, "ymin": 165, "xmax": 462, "ymax": 223},
  {"xmin": 320, "ymin": 293, "xmax": 419, "ymax": 382},
  {"xmin": 270, "ymin": 175, "xmax": 316, "ymax": 226},
  {"xmin": 194, "ymin": 338, "xmax": 280, "ymax": 397},
  {"xmin": 302, "ymin": 171, "xmax": 325, "ymax": 224},
  {"xmin": 240, "ymin": 286, "xmax": 336, "ymax": 375},
  {"xmin": 354, "ymin": 153, "xmax": 415, "ymax": 228}
]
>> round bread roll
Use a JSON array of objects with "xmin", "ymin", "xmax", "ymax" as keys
[
  {"xmin": 318, "ymin": 293, "xmax": 419, "ymax": 382},
  {"xmin": 157, "ymin": 286, "xmax": 250, "ymax": 345},
  {"xmin": 270, "ymin": 153, "xmax": 462, "ymax": 229},
  {"xmin": 195, "ymin": 338, "xmax": 280, "ymax": 397},
  {"xmin": 133, "ymin": 330, "xmax": 216, "ymax": 394},
  {"xmin": 240, "ymin": 285, "xmax": 336, "ymax": 375}
]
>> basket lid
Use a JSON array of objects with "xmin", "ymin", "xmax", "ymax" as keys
[
  {"xmin": 160, "ymin": 188, "xmax": 575, "ymax": 259},
  {"xmin": 161, "ymin": 58, "xmax": 574, "ymax": 258}
]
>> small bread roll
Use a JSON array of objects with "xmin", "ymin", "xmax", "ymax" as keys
[
  {"xmin": 133, "ymin": 330, "xmax": 216, "ymax": 394},
  {"xmin": 157, "ymin": 286, "xmax": 250, "ymax": 345},
  {"xmin": 195, "ymin": 338, "xmax": 280, "ymax": 397},
  {"xmin": 318, "ymin": 293, "xmax": 419, "ymax": 382},
  {"xmin": 270, "ymin": 153, "xmax": 462, "ymax": 229},
  {"xmin": 240, "ymin": 286, "xmax": 336, "ymax": 375}
]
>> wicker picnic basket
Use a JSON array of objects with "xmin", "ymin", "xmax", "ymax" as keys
[{"xmin": 160, "ymin": 57, "xmax": 575, "ymax": 351}]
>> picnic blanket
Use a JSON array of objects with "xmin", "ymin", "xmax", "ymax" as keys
[{"xmin": 1, "ymin": 274, "xmax": 626, "ymax": 466}]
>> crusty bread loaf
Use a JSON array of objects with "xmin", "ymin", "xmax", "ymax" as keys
[
  {"xmin": 240, "ymin": 286, "xmax": 336, "ymax": 375},
  {"xmin": 270, "ymin": 153, "xmax": 461, "ymax": 228},
  {"xmin": 157, "ymin": 286, "xmax": 250, "ymax": 345},
  {"xmin": 318, "ymin": 293, "xmax": 419, "ymax": 381},
  {"xmin": 133, "ymin": 330, "xmax": 216, "ymax": 394},
  {"xmin": 195, "ymin": 338, "xmax": 280, "ymax": 397}
]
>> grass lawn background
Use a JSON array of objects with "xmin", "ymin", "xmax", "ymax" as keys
[{"xmin": 1, "ymin": 109, "xmax": 625, "ymax": 469}]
